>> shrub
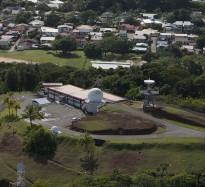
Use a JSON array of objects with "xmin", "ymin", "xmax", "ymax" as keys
[{"xmin": 23, "ymin": 126, "xmax": 57, "ymax": 156}]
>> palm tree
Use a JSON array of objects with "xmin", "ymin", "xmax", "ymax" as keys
[
  {"xmin": 78, "ymin": 132, "xmax": 94, "ymax": 151},
  {"xmin": 23, "ymin": 105, "xmax": 43, "ymax": 127},
  {"xmin": 13, "ymin": 99, "xmax": 21, "ymax": 117},
  {"xmin": 3, "ymin": 92, "xmax": 14, "ymax": 115}
]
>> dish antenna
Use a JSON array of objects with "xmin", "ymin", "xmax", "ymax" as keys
[
  {"xmin": 140, "ymin": 79, "xmax": 159, "ymax": 108},
  {"xmin": 16, "ymin": 163, "xmax": 25, "ymax": 187}
]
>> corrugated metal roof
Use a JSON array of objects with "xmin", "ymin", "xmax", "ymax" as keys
[{"xmin": 32, "ymin": 98, "xmax": 50, "ymax": 105}]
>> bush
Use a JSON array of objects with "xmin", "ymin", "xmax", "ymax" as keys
[
  {"xmin": 23, "ymin": 126, "xmax": 57, "ymax": 156},
  {"xmin": 156, "ymin": 95, "xmax": 205, "ymax": 113}
]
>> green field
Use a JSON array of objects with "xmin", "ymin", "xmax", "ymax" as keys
[
  {"xmin": 0, "ymin": 50, "xmax": 91, "ymax": 68},
  {"xmin": 0, "ymin": 50, "xmax": 142, "ymax": 68}
]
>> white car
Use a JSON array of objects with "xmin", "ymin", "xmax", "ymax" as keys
[{"xmin": 71, "ymin": 117, "xmax": 81, "ymax": 123}]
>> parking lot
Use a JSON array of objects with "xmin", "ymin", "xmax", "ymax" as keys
[{"xmin": 15, "ymin": 93, "xmax": 85, "ymax": 130}]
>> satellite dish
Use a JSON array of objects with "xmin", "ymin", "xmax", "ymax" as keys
[{"xmin": 16, "ymin": 163, "xmax": 25, "ymax": 172}]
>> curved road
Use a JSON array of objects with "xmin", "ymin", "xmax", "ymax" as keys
[
  {"xmin": 54, "ymin": 104, "xmax": 205, "ymax": 140},
  {"xmin": 11, "ymin": 92, "xmax": 205, "ymax": 140}
]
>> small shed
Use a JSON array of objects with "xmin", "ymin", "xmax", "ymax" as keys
[{"xmin": 32, "ymin": 98, "xmax": 50, "ymax": 106}]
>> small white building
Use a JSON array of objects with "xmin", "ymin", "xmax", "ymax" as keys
[
  {"xmin": 173, "ymin": 34, "xmax": 189, "ymax": 44},
  {"xmin": 140, "ymin": 13, "xmax": 157, "ymax": 19},
  {"xmin": 40, "ymin": 36, "xmax": 55, "ymax": 46},
  {"xmin": 41, "ymin": 27, "xmax": 59, "ymax": 37},
  {"xmin": 29, "ymin": 19, "xmax": 44, "ymax": 28},
  {"xmin": 0, "ymin": 36, "xmax": 12, "ymax": 49},
  {"xmin": 91, "ymin": 60, "xmax": 132, "ymax": 69},
  {"xmin": 57, "ymin": 25, "xmax": 71, "ymax": 33}
]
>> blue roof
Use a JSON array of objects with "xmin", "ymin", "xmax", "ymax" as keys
[{"xmin": 32, "ymin": 98, "xmax": 50, "ymax": 105}]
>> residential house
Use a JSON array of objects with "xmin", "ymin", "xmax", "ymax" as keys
[
  {"xmin": 5, "ymin": 30, "xmax": 20, "ymax": 40},
  {"xmin": 75, "ymin": 35, "xmax": 86, "ymax": 46},
  {"xmin": 41, "ymin": 27, "xmax": 59, "ymax": 37},
  {"xmin": 100, "ymin": 28, "xmax": 117, "ymax": 34},
  {"xmin": 89, "ymin": 32, "xmax": 103, "ymax": 41},
  {"xmin": 29, "ymin": 19, "xmax": 44, "ymax": 28},
  {"xmin": 13, "ymin": 24, "xmax": 29, "ymax": 33},
  {"xmin": 132, "ymin": 43, "xmax": 148, "ymax": 53},
  {"xmin": 162, "ymin": 23, "xmax": 177, "ymax": 33},
  {"xmin": 75, "ymin": 25, "xmax": 94, "ymax": 35},
  {"xmin": 133, "ymin": 35, "xmax": 147, "ymax": 43},
  {"xmin": 140, "ymin": 13, "xmax": 157, "ymax": 19},
  {"xmin": 135, "ymin": 28, "xmax": 159, "ymax": 37},
  {"xmin": 100, "ymin": 12, "xmax": 114, "ymax": 23},
  {"xmin": 141, "ymin": 18, "xmax": 162, "ymax": 25},
  {"xmin": 7, "ymin": 23, "xmax": 16, "ymax": 29},
  {"xmin": 40, "ymin": 36, "xmax": 55, "ymax": 46},
  {"xmin": 159, "ymin": 33, "xmax": 173, "ymax": 40},
  {"xmin": 57, "ymin": 25, "xmax": 71, "ymax": 33},
  {"xmin": 119, "ymin": 30, "xmax": 127, "ymax": 37},
  {"xmin": 27, "ymin": 0, "xmax": 38, "ymax": 3},
  {"xmin": 173, "ymin": 34, "xmax": 189, "ymax": 44},
  {"xmin": 120, "ymin": 24, "xmax": 136, "ymax": 32},
  {"xmin": 180, "ymin": 45, "xmax": 195, "ymax": 53},
  {"xmin": 191, "ymin": 11, "xmax": 202, "ymax": 18},
  {"xmin": 0, "ymin": 36, "xmax": 12, "ymax": 49},
  {"xmin": 183, "ymin": 21, "xmax": 194, "ymax": 34},
  {"xmin": 48, "ymin": 0, "xmax": 64, "ymax": 8},
  {"xmin": 173, "ymin": 21, "xmax": 183, "ymax": 33},
  {"xmin": 17, "ymin": 39, "xmax": 37, "ymax": 50}
]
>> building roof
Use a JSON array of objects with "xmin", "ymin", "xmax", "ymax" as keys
[
  {"xmin": 91, "ymin": 60, "xmax": 132, "ymax": 70},
  {"xmin": 76, "ymin": 25, "xmax": 94, "ymax": 31},
  {"xmin": 43, "ymin": 83, "xmax": 63, "ymax": 86},
  {"xmin": 40, "ymin": 36, "xmax": 55, "ymax": 41},
  {"xmin": 101, "ymin": 12, "xmax": 114, "ymax": 18},
  {"xmin": 41, "ymin": 27, "xmax": 58, "ymax": 33},
  {"xmin": 48, "ymin": 84, "xmax": 126, "ymax": 102},
  {"xmin": 32, "ymin": 98, "xmax": 50, "ymax": 105}
]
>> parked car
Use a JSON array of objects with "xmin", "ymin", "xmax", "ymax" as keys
[{"xmin": 71, "ymin": 117, "xmax": 81, "ymax": 123}]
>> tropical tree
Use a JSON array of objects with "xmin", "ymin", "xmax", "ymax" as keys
[
  {"xmin": 3, "ymin": 92, "xmax": 14, "ymax": 115},
  {"xmin": 84, "ymin": 42, "xmax": 102, "ymax": 59},
  {"xmin": 22, "ymin": 105, "xmax": 43, "ymax": 127},
  {"xmin": 13, "ymin": 99, "xmax": 21, "ymax": 117},
  {"xmin": 23, "ymin": 125, "xmax": 57, "ymax": 156},
  {"xmin": 52, "ymin": 35, "xmax": 77, "ymax": 54},
  {"xmin": 78, "ymin": 132, "xmax": 94, "ymax": 151}
]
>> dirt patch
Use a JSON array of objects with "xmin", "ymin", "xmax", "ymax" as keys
[
  {"xmin": 70, "ymin": 111, "xmax": 164, "ymax": 135},
  {"xmin": 0, "ymin": 57, "xmax": 39, "ymax": 64},
  {"xmin": 0, "ymin": 133, "xmax": 22, "ymax": 155}
]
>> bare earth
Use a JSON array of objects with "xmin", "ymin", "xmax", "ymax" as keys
[{"xmin": 0, "ymin": 57, "xmax": 38, "ymax": 64}]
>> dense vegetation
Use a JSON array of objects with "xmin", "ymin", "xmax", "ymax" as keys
[
  {"xmin": 0, "ymin": 46, "xmax": 205, "ymax": 112},
  {"xmin": 73, "ymin": 168, "xmax": 205, "ymax": 187}
]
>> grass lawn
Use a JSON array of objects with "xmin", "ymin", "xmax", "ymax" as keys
[
  {"xmin": 77, "ymin": 120, "xmax": 112, "ymax": 131},
  {"xmin": 0, "ymin": 50, "xmax": 91, "ymax": 69},
  {"xmin": 0, "ymin": 116, "xmax": 205, "ymax": 186},
  {"xmin": 0, "ymin": 50, "xmax": 142, "ymax": 68}
]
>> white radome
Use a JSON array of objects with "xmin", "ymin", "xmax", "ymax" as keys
[
  {"xmin": 88, "ymin": 88, "xmax": 103, "ymax": 103},
  {"xmin": 51, "ymin": 126, "xmax": 59, "ymax": 135}
]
